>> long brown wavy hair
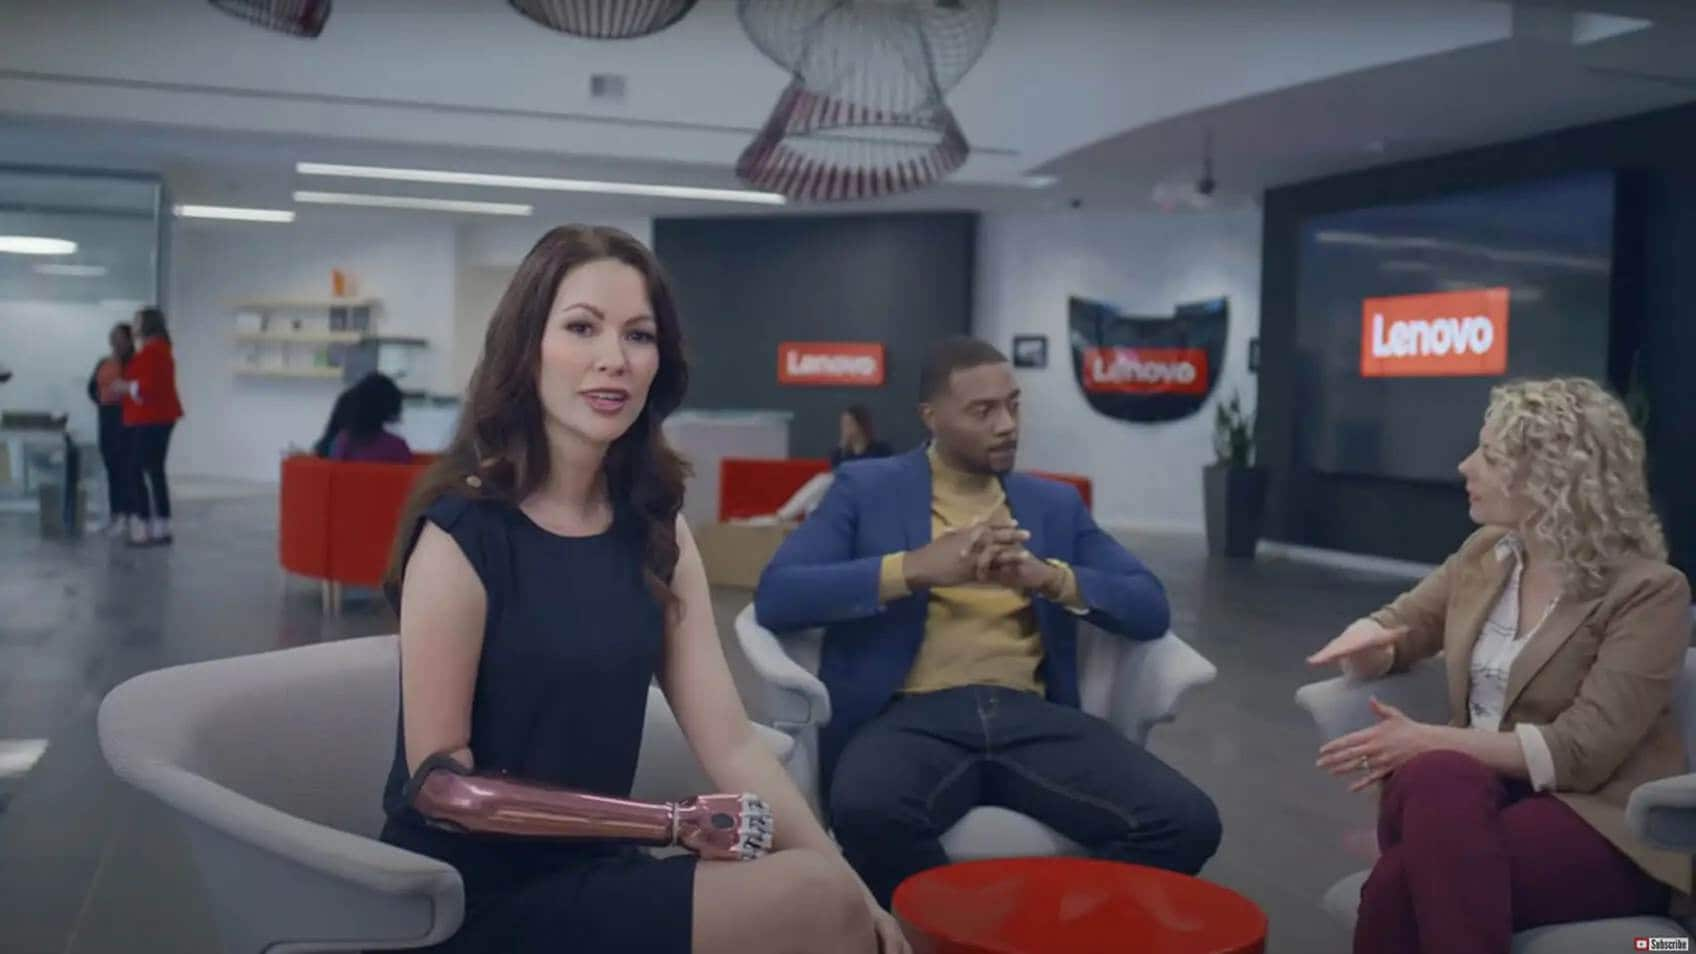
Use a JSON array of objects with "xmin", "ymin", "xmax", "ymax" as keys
[{"xmin": 385, "ymin": 225, "xmax": 690, "ymax": 615}]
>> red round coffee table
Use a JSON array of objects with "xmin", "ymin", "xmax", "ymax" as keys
[{"xmin": 892, "ymin": 858, "xmax": 1266, "ymax": 954}]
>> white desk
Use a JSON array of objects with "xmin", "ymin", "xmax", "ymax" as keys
[{"xmin": 663, "ymin": 410, "xmax": 792, "ymax": 528}]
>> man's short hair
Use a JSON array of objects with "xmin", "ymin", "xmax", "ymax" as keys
[{"xmin": 919, "ymin": 337, "xmax": 1008, "ymax": 403}]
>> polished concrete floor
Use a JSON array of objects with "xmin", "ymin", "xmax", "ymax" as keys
[{"xmin": 0, "ymin": 492, "xmax": 1417, "ymax": 954}]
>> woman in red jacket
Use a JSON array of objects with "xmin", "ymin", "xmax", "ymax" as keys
[{"xmin": 108, "ymin": 307, "xmax": 184, "ymax": 546}]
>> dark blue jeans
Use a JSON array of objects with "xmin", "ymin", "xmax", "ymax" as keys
[
  {"xmin": 128, "ymin": 422, "xmax": 173, "ymax": 520},
  {"xmin": 829, "ymin": 685, "xmax": 1222, "ymax": 905}
]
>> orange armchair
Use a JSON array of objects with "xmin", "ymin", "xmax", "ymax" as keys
[{"xmin": 279, "ymin": 454, "xmax": 434, "ymax": 612}]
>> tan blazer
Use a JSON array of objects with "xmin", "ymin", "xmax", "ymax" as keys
[{"xmin": 1371, "ymin": 526, "xmax": 1694, "ymax": 893}]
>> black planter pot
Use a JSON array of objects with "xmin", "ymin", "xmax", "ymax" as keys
[{"xmin": 1204, "ymin": 464, "xmax": 1267, "ymax": 559}]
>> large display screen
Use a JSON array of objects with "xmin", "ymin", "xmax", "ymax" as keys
[{"xmin": 1294, "ymin": 171, "xmax": 1615, "ymax": 483}]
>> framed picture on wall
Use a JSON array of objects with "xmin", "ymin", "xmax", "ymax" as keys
[{"xmin": 1012, "ymin": 335, "xmax": 1048, "ymax": 369}]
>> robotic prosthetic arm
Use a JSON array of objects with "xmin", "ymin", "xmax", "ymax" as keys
[{"xmin": 404, "ymin": 753, "xmax": 774, "ymax": 861}]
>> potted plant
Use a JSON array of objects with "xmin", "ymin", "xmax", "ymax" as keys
[{"xmin": 1204, "ymin": 391, "xmax": 1267, "ymax": 559}]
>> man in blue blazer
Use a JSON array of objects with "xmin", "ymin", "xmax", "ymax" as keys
[{"xmin": 755, "ymin": 337, "xmax": 1220, "ymax": 904}]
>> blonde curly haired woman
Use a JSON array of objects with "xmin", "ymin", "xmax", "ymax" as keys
[{"xmin": 1308, "ymin": 378, "xmax": 1692, "ymax": 954}]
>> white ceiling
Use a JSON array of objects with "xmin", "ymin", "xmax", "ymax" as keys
[
  {"xmin": 1043, "ymin": 8, "xmax": 1696, "ymax": 210},
  {"xmin": 0, "ymin": 0, "xmax": 1690, "ymax": 219}
]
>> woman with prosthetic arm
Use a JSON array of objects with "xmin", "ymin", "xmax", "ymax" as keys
[{"xmin": 381, "ymin": 226, "xmax": 907, "ymax": 954}]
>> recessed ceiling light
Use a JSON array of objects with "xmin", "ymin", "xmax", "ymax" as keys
[
  {"xmin": 1022, "ymin": 175, "xmax": 1059, "ymax": 189},
  {"xmin": 174, "ymin": 205, "xmax": 296, "ymax": 223},
  {"xmin": 292, "ymin": 190, "xmax": 533, "ymax": 216},
  {"xmin": 0, "ymin": 236, "xmax": 77, "ymax": 255},
  {"xmin": 295, "ymin": 162, "xmax": 788, "ymax": 206},
  {"xmin": 33, "ymin": 263, "xmax": 107, "ymax": 277}
]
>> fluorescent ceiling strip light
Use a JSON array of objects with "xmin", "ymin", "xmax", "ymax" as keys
[
  {"xmin": 0, "ymin": 236, "xmax": 77, "ymax": 255},
  {"xmin": 174, "ymin": 204, "xmax": 296, "ymax": 223},
  {"xmin": 296, "ymin": 161, "xmax": 787, "ymax": 206},
  {"xmin": 33, "ymin": 264, "xmax": 107, "ymax": 277},
  {"xmin": 292, "ymin": 190, "xmax": 532, "ymax": 216}
]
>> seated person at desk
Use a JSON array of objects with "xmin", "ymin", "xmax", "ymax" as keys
[
  {"xmin": 831, "ymin": 404, "xmax": 893, "ymax": 469},
  {"xmin": 1309, "ymin": 378, "xmax": 1691, "ymax": 954},
  {"xmin": 328, "ymin": 373, "xmax": 412, "ymax": 463},
  {"xmin": 756, "ymin": 336, "xmax": 1221, "ymax": 905}
]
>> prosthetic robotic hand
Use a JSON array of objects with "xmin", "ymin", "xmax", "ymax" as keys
[{"xmin": 404, "ymin": 753, "xmax": 774, "ymax": 861}]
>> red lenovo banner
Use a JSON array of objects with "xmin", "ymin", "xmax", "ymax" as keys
[
  {"xmin": 1360, "ymin": 287, "xmax": 1510, "ymax": 378},
  {"xmin": 1081, "ymin": 347, "xmax": 1210, "ymax": 395},
  {"xmin": 777, "ymin": 342, "xmax": 886, "ymax": 387}
]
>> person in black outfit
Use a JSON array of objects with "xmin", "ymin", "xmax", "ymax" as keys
[
  {"xmin": 829, "ymin": 404, "xmax": 893, "ymax": 469},
  {"xmin": 86, "ymin": 322, "xmax": 135, "ymax": 535},
  {"xmin": 379, "ymin": 226, "xmax": 905, "ymax": 954}
]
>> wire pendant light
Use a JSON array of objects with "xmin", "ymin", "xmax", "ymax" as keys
[
  {"xmin": 735, "ymin": 0, "xmax": 997, "ymax": 201},
  {"xmin": 208, "ymin": 0, "xmax": 332, "ymax": 38},
  {"xmin": 509, "ymin": 0, "xmax": 700, "ymax": 39}
]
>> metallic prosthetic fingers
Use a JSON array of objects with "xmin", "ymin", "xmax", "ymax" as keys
[{"xmin": 404, "ymin": 753, "xmax": 774, "ymax": 861}]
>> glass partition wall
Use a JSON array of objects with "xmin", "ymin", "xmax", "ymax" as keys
[{"xmin": 0, "ymin": 168, "xmax": 165, "ymax": 508}]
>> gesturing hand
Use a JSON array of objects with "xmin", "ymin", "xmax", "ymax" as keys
[
  {"xmin": 673, "ymin": 793, "xmax": 773, "ymax": 861},
  {"xmin": 1316, "ymin": 699, "xmax": 1435, "ymax": 792},
  {"xmin": 1307, "ymin": 619, "xmax": 1407, "ymax": 670}
]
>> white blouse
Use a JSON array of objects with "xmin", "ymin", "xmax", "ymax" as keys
[{"xmin": 1467, "ymin": 534, "xmax": 1559, "ymax": 791}]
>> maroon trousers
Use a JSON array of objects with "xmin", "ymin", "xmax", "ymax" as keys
[{"xmin": 1355, "ymin": 750, "xmax": 1668, "ymax": 954}]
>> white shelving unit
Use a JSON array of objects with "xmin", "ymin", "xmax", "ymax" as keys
[
  {"xmin": 235, "ymin": 331, "xmax": 363, "ymax": 346},
  {"xmin": 232, "ymin": 297, "xmax": 380, "ymax": 312},
  {"xmin": 233, "ymin": 366, "xmax": 345, "ymax": 380},
  {"xmin": 230, "ymin": 297, "xmax": 428, "ymax": 385}
]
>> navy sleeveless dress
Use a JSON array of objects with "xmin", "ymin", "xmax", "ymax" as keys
[{"xmin": 380, "ymin": 493, "xmax": 695, "ymax": 952}]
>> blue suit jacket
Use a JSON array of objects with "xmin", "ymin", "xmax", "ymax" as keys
[{"xmin": 753, "ymin": 448, "xmax": 1171, "ymax": 785}]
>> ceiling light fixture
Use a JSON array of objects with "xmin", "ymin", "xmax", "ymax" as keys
[
  {"xmin": 295, "ymin": 162, "xmax": 787, "ymax": 206},
  {"xmin": 174, "ymin": 205, "xmax": 296, "ymax": 223},
  {"xmin": 292, "ymin": 190, "xmax": 533, "ymax": 216},
  {"xmin": 0, "ymin": 236, "xmax": 77, "ymax": 255},
  {"xmin": 33, "ymin": 264, "xmax": 108, "ymax": 277}
]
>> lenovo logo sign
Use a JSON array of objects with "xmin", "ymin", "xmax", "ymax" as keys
[
  {"xmin": 778, "ymin": 342, "xmax": 886, "ymax": 387},
  {"xmin": 1360, "ymin": 288, "xmax": 1510, "ymax": 378},
  {"xmin": 1081, "ymin": 347, "xmax": 1209, "ymax": 395}
]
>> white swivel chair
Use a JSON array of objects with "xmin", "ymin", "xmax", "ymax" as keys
[
  {"xmin": 1295, "ymin": 650, "xmax": 1696, "ymax": 953},
  {"xmin": 735, "ymin": 605, "xmax": 1217, "ymax": 859},
  {"xmin": 98, "ymin": 635, "xmax": 799, "ymax": 953}
]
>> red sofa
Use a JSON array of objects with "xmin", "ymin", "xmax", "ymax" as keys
[{"xmin": 717, "ymin": 457, "xmax": 1093, "ymax": 522}]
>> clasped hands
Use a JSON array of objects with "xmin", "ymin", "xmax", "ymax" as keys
[{"xmin": 904, "ymin": 517, "xmax": 1064, "ymax": 597}]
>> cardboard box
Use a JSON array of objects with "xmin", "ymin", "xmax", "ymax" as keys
[{"xmin": 693, "ymin": 521, "xmax": 797, "ymax": 589}]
